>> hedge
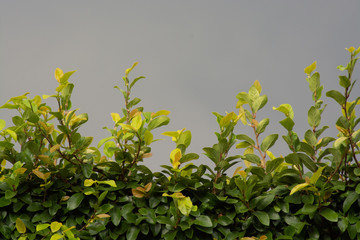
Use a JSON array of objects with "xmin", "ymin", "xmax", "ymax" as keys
[{"xmin": 0, "ymin": 47, "xmax": 360, "ymax": 240}]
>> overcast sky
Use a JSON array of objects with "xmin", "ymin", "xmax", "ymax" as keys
[{"xmin": 1, "ymin": 1, "xmax": 359, "ymax": 172}]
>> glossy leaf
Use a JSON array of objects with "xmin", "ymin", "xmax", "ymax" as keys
[
  {"xmin": 194, "ymin": 215, "xmax": 213, "ymax": 227},
  {"xmin": 67, "ymin": 193, "xmax": 84, "ymax": 211},
  {"xmin": 253, "ymin": 211, "xmax": 270, "ymax": 226},
  {"xmin": 320, "ymin": 208, "xmax": 338, "ymax": 222},
  {"xmin": 343, "ymin": 192, "xmax": 359, "ymax": 213},
  {"xmin": 148, "ymin": 116, "xmax": 170, "ymax": 130}
]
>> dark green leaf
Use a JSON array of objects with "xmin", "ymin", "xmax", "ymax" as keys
[
  {"xmin": 253, "ymin": 211, "xmax": 270, "ymax": 226},
  {"xmin": 343, "ymin": 192, "xmax": 359, "ymax": 213},
  {"xmin": 194, "ymin": 215, "xmax": 213, "ymax": 227},
  {"xmin": 298, "ymin": 153, "xmax": 317, "ymax": 172},
  {"xmin": 0, "ymin": 197, "xmax": 11, "ymax": 207},
  {"xmin": 126, "ymin": 226, "xmax": 140, "ymax": 240},
  {"xmin": 242, "ymin": 154, "xmax": 261, "ymax": 165},
  {"xmin": 339, "ymin": 75, "xmax": 350, "ymax": 88},
  {"xmin": 67, "ymin": 193, "xmax": 84, "ymax": 211},
  {"xmin": 81, "ymin": 163, "xmax": 93, "ymax": 178},
  {"xmin": 266, "ymin": 157, "xmax": 284, "ymax": 174}
]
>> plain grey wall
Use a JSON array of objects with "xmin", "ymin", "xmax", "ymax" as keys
[{"xmin": 1, "ymin": 1, "xmax": 359, "ymax": 172}]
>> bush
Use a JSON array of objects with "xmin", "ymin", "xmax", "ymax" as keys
[{"xmin": 0, "ymin": 47, "xmax": 360, "ymax": 240}]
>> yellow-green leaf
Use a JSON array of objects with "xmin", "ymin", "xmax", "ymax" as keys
[
  {"xmin": 346, "ymin": 46, "xmax": 355, "ymax": 53},
  {"xmin": 98, "ymin": 180, "xmax": 117, "ymax": 187},
  {"xmin": 152, "ymin": 110, "xmax": 171, "ymax": 118},
  {"xmin": 125, "ymin": 62, "xmax": 138, "ymax": 77},
  {"xmin": 170, "ymin": 148, "xmax": 182, "ymax": 169},
  {"xmin": 32, "ymin": 169, "xmax": 49, "ymax": 180},
  {"xmin": 36, "ymin": 223, "xmax": 50, "ymax": 232},
  {"xmin": 0, "ymin": 119, "xmax": 6, "ymax": 131},
  {"xmin": 16, "ymin": 218, "xmax": 26, "ymax": 233},
  {"xmin": 5, "ymin": 129, "xmax": 17, "ymax": 142},
  {"xmin": 50, "ymin": 233, "xmax": 64, "ymax": 240},
  {"xmin": 254, "ymin": 80, "xmax": 262, "ymax": 94},
  {"xmin": 144, "ymin": 130, "xmax": 153, "ymax": 145},
  {"xmin": 131, "ymin": 114, "xmax": 142, "ymax": 131},
  {"xmin": 310, "ymin": 166, "xmax": 326, "ymax": 185},
  {"xmin": 304, "ymin": 61, "xmax": 317, "ymax": 75},
  {"xmin": 111, "ymin": 113, "xmax": 121, "ymax": 123},
  {"xmin": 50, "ymin": 144, "xmax": 61, "ymax": 153},
  {"xmin": 55, "ymin": 68, "xmax": 64, "ymax": 83},
  {"xmin": 177, "ymin": 196, "xmax": 193, "ymax": 216},
  {"xmin": 273, "ymin": 104, "xmax": 294, "ymax": 119},
  {"xmin": 50, "ymin": 221, "xmax": 63, "ymax": 232},
  {"xmin": 84, "ymin": 179, "xmax": 96, "ymax": 187},
  {"xmin": 290, "ymin": 183, "xmax": 310, "ymax": 195}
]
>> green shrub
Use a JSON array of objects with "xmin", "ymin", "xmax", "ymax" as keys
[{"xmin": 0, "ymin": 47, "xmax": 359, "ymax": 240}]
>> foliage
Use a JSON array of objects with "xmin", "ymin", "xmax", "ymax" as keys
[{"xmin": 0, "ymin": 47, "xmax": 360, "ymax": 239}]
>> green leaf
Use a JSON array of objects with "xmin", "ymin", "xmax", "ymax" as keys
[
  {"xmin": 242, "ymin": 154, "xmax": 261, "ymax": 165},
  {"xmin": 307, "ymin": 72, "xmax": 320, "ymax": 92},
  {"xmin": 326, "ymin": 90, "xmax": 346, "ymax": 105},
  {"xmin": 260, "ymin": 134, "xmax": 278, "ymax": 152},
  {"xmin": 236, "ymin": 134, "xmax": 255, "ymax": 145},
  {"xmin": 104, "ymin": 141, "xmax": 116, "ymax": 158},
  {"xmin": 67, "ymin": 193, "xmax": 84, "ymax": 211},
  {"xmin": 126, "ymin": 226, "xmax": 140, "ymax": 240},
  {"xmin": 253, "ymin": 211, "xmax": 270, "ymax": 226},
  {"xmin": 194, "ymin": 215, "xmax": 213, "ymax": 227},
  {"xmin": 110, "ymin": 206, "xmax": 122, "ymax": 226},
  {"xmin": 279, "ymin": 117, "xmax": 295, "ymax": 131},
  {"xmin": 320, "ymin": 208, "xmax": 338, "ymax": 222},
  {"xmin": 217, "ymin": 215, "xmax": 233, "ymax": 226},
  {"xmin": 304, "ymin": 129, "xmax": 317, "ymax": 147},
  {"xmin": 338, "ymin": 217, "xmax": 348, "ymax": 233},
  {"xmin": 266, "ymin": 157, "xmax": 284, "ymax": 174},
  {"xmin": 130, "ymin": 76, "xmax": 145, "ymax": 88},
  {"xmin": 339, "ymin": 75, "xmax": 351, "ymax": 88},
  {"xmin": 252, "ymin": 95, "xmax": 268, "ymax": 113},
  {"xmin": 308, "ymin": 106, "xmax": 321, "ymax": 128},
  {"xmin": 0, "ymin": 119, "xmax": 5, "ymax": 131},
  {"xmin": 148, "ymin": 116, "xmax": 170, "ymax": 130},
  {"xmin": 0, "ymin": 197, "xmax": 11, "ymax": 207},
  {"xmin": 128, "ymin": 97, "xmax": 141, "ymax": 109},
  {"xmin": 16, "ymin": 218, "xmax": 26, "ymax": 234},
  {"xmin": 298, "ymin": 153, "xmax": 317, "ymax": 172},
  {"xmin": 59, "ymin": 70, "xmax": 76, "ymax": 84},
  {"xmin": 256, "ymin": 118, "xmax": 269, "ymax": 134},
  {"xmin": 177, "ymin": 131, "xmax": 192, "ymax": 148},
  {"xmin": 343, "ymin": 192, "xmax": 359, "ymax": 213},
  {"xmin": 81, "ymin": 163, "xmax": 93, "ymax": 178}
]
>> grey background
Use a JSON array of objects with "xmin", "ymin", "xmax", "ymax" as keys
[{"xmin": 1, "ymin": 1, "xmax": 359, "ymax": 172}]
